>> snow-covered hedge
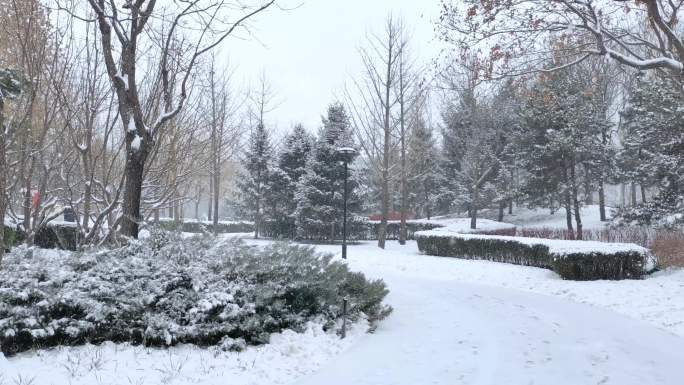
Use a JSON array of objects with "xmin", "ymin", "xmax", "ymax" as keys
[
  {"xmin": 0, "ymin": 231, "xmax": 391, "ymax": 356},
  {"xmin": 157, "ymin": 218, "xmax": 254, "ymax": 234},
  {"xmin": 415, "ymin": 230, "xmax": 656, "ymax": 280},
  {"xmin": 365, "ymin": 220, "xmax": 445, "ymax": 241}
]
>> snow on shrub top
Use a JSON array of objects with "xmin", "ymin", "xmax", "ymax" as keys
[
  {"xmin": 0, "ymin": 231, "xmax": 391, "ymax": 356},
  {"xmin": 415, "ymin": 230, "xmax": 655, "ymax": 271}
]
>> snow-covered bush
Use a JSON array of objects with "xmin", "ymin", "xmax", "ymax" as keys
[
  {"xmin": 415, "ymin": 231, "xmax": 655, "ymax": 280},
  {"xmin": 0, "ymin": 231, "xmax": 391, "ymax": 356}
]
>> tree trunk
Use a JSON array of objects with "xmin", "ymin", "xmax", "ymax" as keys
[
  {"xmin": 584, "ymin": 173, "xmax": 593, "ymax": 205},
  {"xmin": 207, "ymin": 177, "xmax": 213, "ymax": 221},
  {"xmin": 498, "ymin": 200, "xmax": 505, "ymax": 222},
  {"xmin": 630, "ymin": 183, "xmax": 637, "ymax": 207},
  {"xmin": 378, "ymin": 171, "xmax": 388, "ymax": 249},
  {"xmin": 22, "ymin": 162, "xmax": 33, "ymax": 242},
  {"xmin": 213, "ymin": 165, "xmax": 219, "ymax": 235},
  {"xmin": 562, "ymin": 164, "xmax": 575, "ymax": 240},
  {"xmin": 398, "ymin": 53, "xmax": 408, "ymax": 246},
  {"xmin": 640, "ymin": 184, "xmax": 647, "ymax": 203},
  {"xmin": 570, "ymin": 161, "xmax": 583, "ymax": 240},
  {"xmin": 254, "ymin": 195, "xmax": 260, "ymax": 239},
  {"xmin": 120, "ymin": 155, "xmax": 145, "ymax": 238},
  {"xmin": 508, "ymin": 199, "xmax": 513, "ymax": 215},
  {"xmin": 598, "ymin": 179, "xmax": 607, "ymax": 222},
  {"xmin": 470, "ymin": 186, "xmax": 478, "ymax": 230},
  {"xmin": 0, "ymin": 102, "xmax": 6, "ymax": 265},
  {"xmin": 82, "ymin": 162, "xmax": 92, "ymax": 231},
  {"xmin": 211, "ymin": 66, "xmax": 220, "ymax": 236},
  {"xmin": 194, "ymin": 194, "xmax": 200, "ymax": 221},
  {"xmin": 425, "ymin": 191, "xmax": 431, "ymax": 220}
]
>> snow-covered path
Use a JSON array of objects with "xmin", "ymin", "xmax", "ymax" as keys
[
  {"xmin": 301, "ymin": 277, "xmax": 683, "ymax": 384},
  {"xmin": 298, "ymin": 241, "xmax": 684, "ymax": 385}
]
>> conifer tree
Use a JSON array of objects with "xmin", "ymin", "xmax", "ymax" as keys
[
  {"xmin": 294, "ymin": 103, "xmax": 359, "ymax": 240},
  {"xmin": 263, "ymin": 124, "xmax": 313, "ymax": 238},
  {"xmin": 616, "ymin": 75, "xmax": 684, "ymax": 225},
  {"xmin": 407, "ymin": 117, "xmax": 440, "ymax": 219},
  {"xmin": 237, "ymin": 123, "xmax": 274, "ymax": 238}
]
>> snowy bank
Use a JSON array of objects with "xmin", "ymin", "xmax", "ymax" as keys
[
  {"xmin": 415, "ymin": 230, "xmax": 655, "ymax": 280},
  {"xmin": 367, "ymin": 217, "xmax": 516, "ymax": 236}
]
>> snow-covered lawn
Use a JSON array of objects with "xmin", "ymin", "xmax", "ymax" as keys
[
  {"xmin": 3, "ymin": 238, "xmax": 684, "ymax": 385},
  {"xmin": 487, "ymin": 204, "xmax": 612, "ymax": 230}
]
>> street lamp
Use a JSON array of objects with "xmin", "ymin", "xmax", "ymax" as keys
[
  {"xmin": 336, "ymin": 147, "xmax": 355, "ymax": 340},
  {"xmin": 336, "ymin": 147, "xmax": 356, "ymax": 260}
]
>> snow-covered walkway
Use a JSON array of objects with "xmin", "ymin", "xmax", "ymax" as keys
[
  {"xmin": 298, "ymin": 240, "xmax": 684, "ymax": 385},
  {"xmin": 300, "ymin": 273, "xmax": 682, "ymax": 385}
]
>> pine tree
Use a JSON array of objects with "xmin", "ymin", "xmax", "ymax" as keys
[
  {"xmin": 437, "ymin": 89, "xmax": 472, "ymax": 215},
  {"xmin": 440, "ymin": 86, "xmax": 507, "ymax": 229},
  {"xmin": 515, "ymin": 67, "xmax": 609, "ymax": 238},
  {"xmin": 407, "ymin": 117, "xmax": 440, "ymax": 219},
  {"xmin": 616, "ymin": 74, "xmax": 684, "ymax": 225},
  {"xmin": 279, "ymin": 124, "xmax": 314, "ymax": 189},
  {"xmin": 237, "ymin": 123, "xmax": 274, "ymax": 238},
  {"xmin": 263, "ymin": 124, "xmax": 314, "ymax": 238},
  {"xmin": 294, "ymin": 103, "xmax": 359, "ymax": 240}
]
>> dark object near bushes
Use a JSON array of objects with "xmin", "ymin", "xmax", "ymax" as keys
[
  {"xmin": 416, "ymin": 231, "xmax": 654, "ymax": 281},
  {"xmin": 34, "ymin": 223, "xmax": 80, "ymax": 251},
  {"xmin": 0, "ymin": 231, "xmax": 391, "ymax": 356},
  {"xmin": 157, "ymin": 218, "xmax": 254, "ymax": 234},
  {"xmin": 3, "ymin": 225, "xmax": 25, "ymax": 249}
]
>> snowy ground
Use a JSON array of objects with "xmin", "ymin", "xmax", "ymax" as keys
[
  {"xmin": 3, "ymin": 237, "xmax": 684, "ymax": 384},
  {"xmin": 478, "ymin": 204, "xmax": 612, "ymax": 230}
]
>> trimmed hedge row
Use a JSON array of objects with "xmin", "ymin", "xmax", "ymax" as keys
[
  {"xmin": 415, "ymin": 231, "xmax": 655, "ymax": 280},
  {"xmin": 261, "ymin": 218, "xmax": 445, "ymax": 242},
  {"xmin": 157, "ymin": 219, "xmax": 254, "ymax": 234}
]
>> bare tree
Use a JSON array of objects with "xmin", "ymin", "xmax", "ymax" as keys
[
  {"xmin": 348, "ymin": 14, "xmax": 405, "ymax": 249},
  {"xmin": 79, "ymin": 0, "xmax": 275, "ymax": 238},
  {"xmin": 0, "ymin": 68, "xmax": 23, "ymax": 265},
  {"xmin": 207, "ymin": 56, "xmax": 244, "ymax": 233},
  {"xmin": 439, "ymin": 0, "xmax": 684, "ymax": 81},
  {"xmin": 395, "ymin": 31, "xmax": 424, "ymax": 245}
]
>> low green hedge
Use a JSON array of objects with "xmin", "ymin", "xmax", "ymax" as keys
[
  {"xmin": 157, "ymin": 219, "xmax": 254, "ymax": 234},
  {"xmin": 415, "ymin": 231, "xmax": 655, "ymax": 280},
  {"xmin": 551, "ymin": 252, "xmax": 650, "ymax": 281},
  {"xmin": 262, "ymin": 218, "xmax": 445, "ymax": 242}
]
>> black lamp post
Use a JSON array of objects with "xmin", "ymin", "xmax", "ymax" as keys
[
  {"xmin": 336, "ymin": 147, "xmax": 355, "ymax": 340},
  {"xmin": 336, "ymin": 147, "xmax": 356, "ymax": 260}
]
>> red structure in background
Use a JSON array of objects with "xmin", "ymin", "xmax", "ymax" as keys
[
  {"xmin": 368, "ymin": 211, "xmax": 414, "ymax": 221},
  {"xmin": 31, "ymin": 190, "xmax": 40, "ymax": 210}
]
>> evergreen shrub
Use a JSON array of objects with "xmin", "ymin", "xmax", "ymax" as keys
[{"xmin": 0, "ymin": 231, "xmax": 391, "ymax": 356}]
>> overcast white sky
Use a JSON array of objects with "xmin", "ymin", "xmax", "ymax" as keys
[{"xmin": 218, "ymin": 0, "xmax": 443, "ymax": 135}]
